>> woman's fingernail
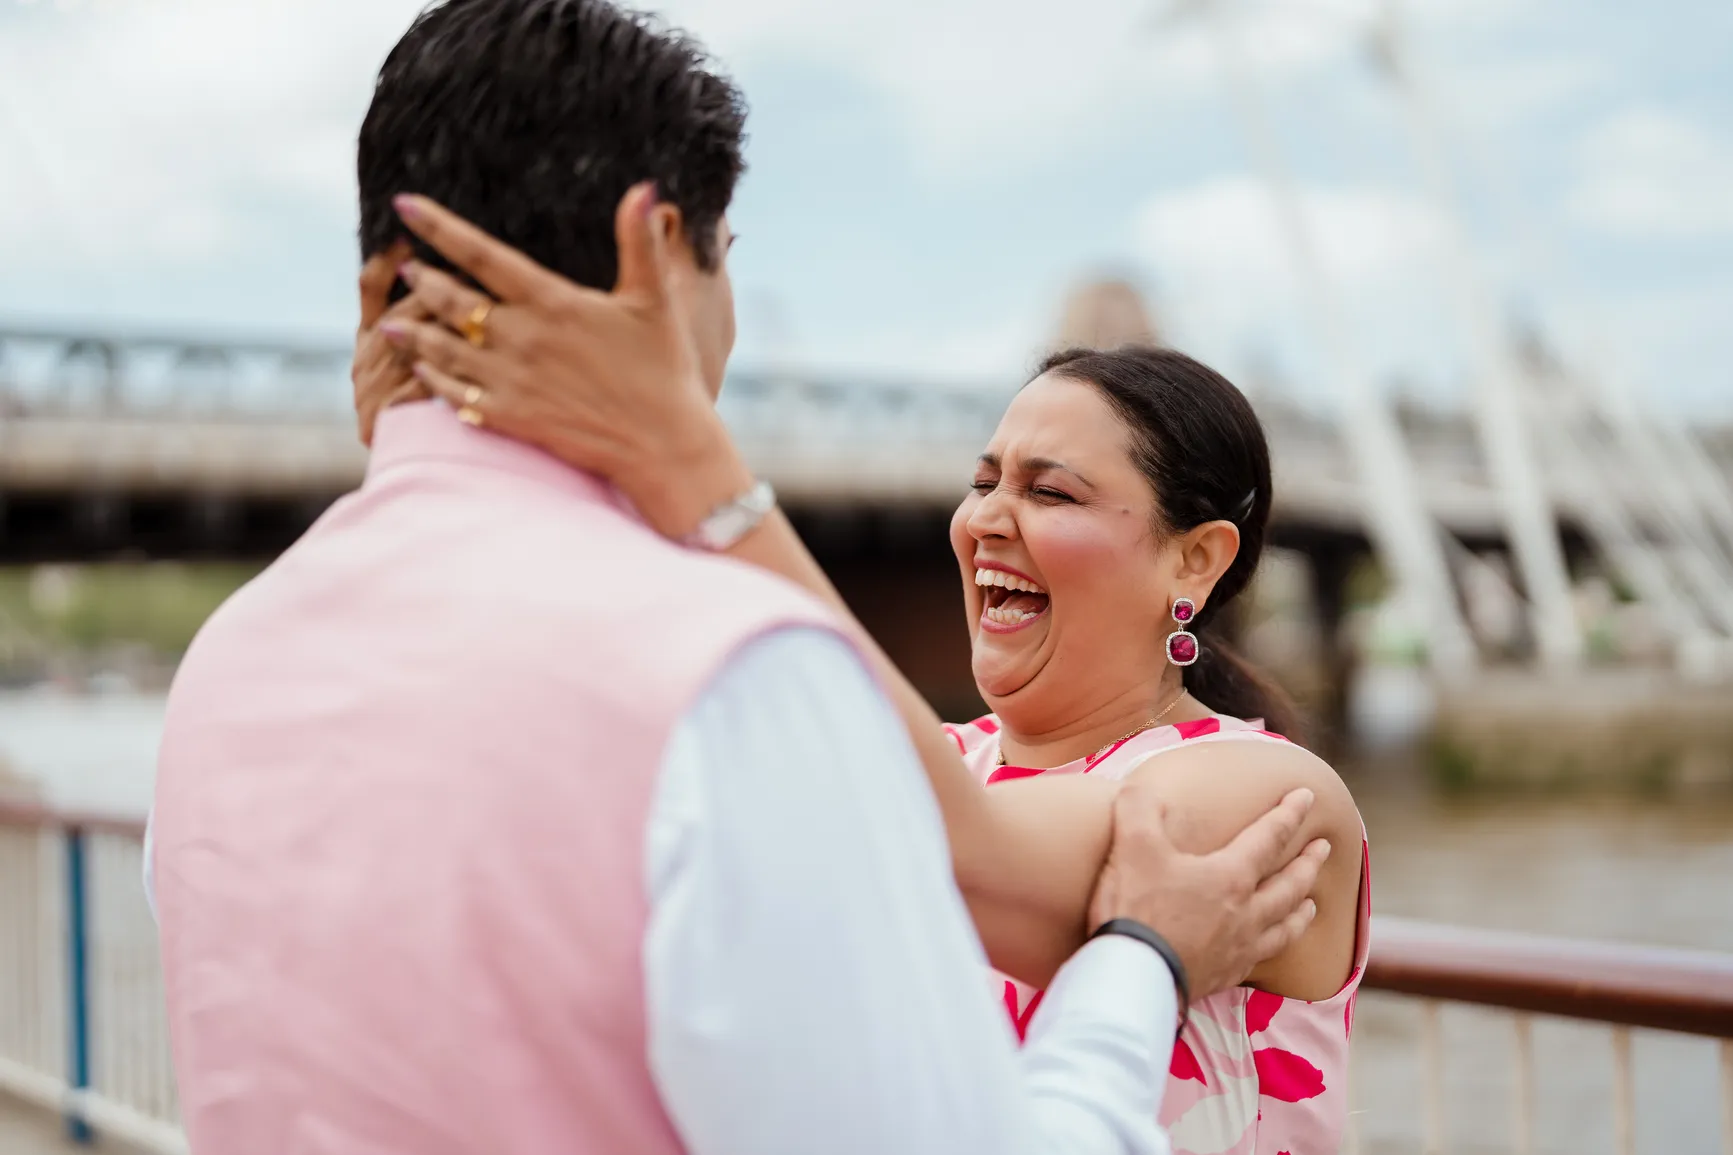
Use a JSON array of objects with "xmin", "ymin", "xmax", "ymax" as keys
[
  {"xmin": 398, "ymin": 261, "xmax": 417, "ymax": 285},
  {"xmin": 393, "ymin": 194, "xmax": 423, "ymax": 222},
  {"xmin": 640, "ymin": 182, "xmax": 658, "ymax": 216},
  {"xmin": 411, "ymin": 361, "xmax": 431, "ymax": 381},
  {"xmin": 379, "ymin": 321, "xmax": 408, "ymax": 344}
]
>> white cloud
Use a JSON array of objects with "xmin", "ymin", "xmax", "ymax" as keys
[
  {"xmin": 666, "ymin": 0, "xmax": 1167, "ymax": 180},
  {"xmin": 0, "ymin": 0, "xmax": 420, "ymax": 271},
  {"xmin": 1137, "ymin": 175, "xmax": 1446, "ymax": 283},
  {"xmin": 664, "ymin": 0, "xmax": 1524, "ymax": 184},
  {"xmin": 1567, "ymin": 108, "xmax": 1733, "ymax": 240},
  {"xmin": 0, "ymin": 0, "xmax": 1554, "ymax": 279},
  {"xmin": 0, "ymin": 0, "xmax": 1723, "ymax": 418},
  {"xmin": 1130, "ymin": 175, "xmax": 1459, "ymax": 392},
  {"xmin": 734, "ymin": 293, "xmax": 1049, "ymax": 387}
]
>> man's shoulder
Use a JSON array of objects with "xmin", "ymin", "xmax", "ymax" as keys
[{"xmin": 654, "ymin": 550, "xmax": 845, "ymax": 651}]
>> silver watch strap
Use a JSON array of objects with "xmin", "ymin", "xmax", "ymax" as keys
[{"xmin": 678, "ymin": 480, "xmax": 777, "ymax": 552}]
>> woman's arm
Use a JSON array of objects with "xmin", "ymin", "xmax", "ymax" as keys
[{"xmin": 364, "ymin": 187, "xmax": 1326, "ymax": 990}]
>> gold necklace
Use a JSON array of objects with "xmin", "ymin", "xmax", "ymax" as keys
[{"xmin": 996, "ymin": 687, "xmax": 1191, "ymax": 768}]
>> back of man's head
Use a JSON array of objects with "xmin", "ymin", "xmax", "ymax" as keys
[{"xmin": 358, "ymin": 0, "xmax": 746, "ymax": 290}]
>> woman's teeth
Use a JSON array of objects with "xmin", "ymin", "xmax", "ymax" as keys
[
  {"xmin": 973, "ymin": 568, "xmax": 1046, "ymax": 595},
  {"xmin": 975, "ymin": 568, "xmax": 1049, "ymax": 626}
]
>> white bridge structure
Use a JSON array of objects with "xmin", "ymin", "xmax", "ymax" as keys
[{"xmin": 2, "ymin": 323, "xmax": 1733, "ymax": 683}]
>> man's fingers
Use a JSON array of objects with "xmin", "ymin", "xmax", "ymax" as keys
[
  {"xmin": 1252, "ymin": 898, "xmax": 1318, "ymax": 962},
  {"xmin": 1244, "ymin": 837, "xmax": 1329, "ymax": 934},
  {"xmin": 393, "ymin": 194, "xmax": 561, "ymax": 304},
  {"xmin": 1218, "ymin": 787, "xmax": 1314, "ymax": 883},
  {"xmin": 612, "ymin": 182, "xmax": 670, "ymax": 303},
  {"xmin": 400, "ymin": 263, "xmax": 498, "ymax": 341},
  {"xmin": 357, "ymin": 240, "xmax": 412, "ymax": 333}
]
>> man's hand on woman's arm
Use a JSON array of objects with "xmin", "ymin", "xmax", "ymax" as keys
[{"xmin": 1090, "ymin": 776, "xmax": 1327, "ymax": 998}]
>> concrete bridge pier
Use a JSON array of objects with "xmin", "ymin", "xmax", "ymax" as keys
[{"xmin": 1279, "ymin": 528, "xmax": 1369, "ymax": 758}]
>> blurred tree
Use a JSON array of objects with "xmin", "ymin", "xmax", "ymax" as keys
[{"xmin": 0, "ymin": 564, "xmax": 258, "ymax": 656}]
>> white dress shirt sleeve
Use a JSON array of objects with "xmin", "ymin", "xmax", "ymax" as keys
[{"xmin": 644, "ymin": 625, "xmax": 1178, "ymax": 1155}]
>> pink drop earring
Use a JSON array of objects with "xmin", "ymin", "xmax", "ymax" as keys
[{"xmin": 1166, "ymin": 598, "xmax": 1199, "ymax": 667}]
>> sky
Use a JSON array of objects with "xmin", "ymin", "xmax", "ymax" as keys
[{"xmin": 0, "ymin": 0, "xmax": 1729, "ymax": 416}]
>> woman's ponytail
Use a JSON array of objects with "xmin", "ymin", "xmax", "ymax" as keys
[{"xmin": 1182, "ymin": 631, "xmax": 1302, "ymax": 740}]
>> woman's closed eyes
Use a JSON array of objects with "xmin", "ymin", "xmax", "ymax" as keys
[{"xmin": 969, "ymin": 478, "xmax": 1078, "ymax": 504}]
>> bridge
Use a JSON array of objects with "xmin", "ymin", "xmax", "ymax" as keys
[
  {"xmin": 5, "ymin": 323, "xmax": 1733, "ymax": 733},
  {"xmin": 7, "ymin": 325, "xmax": 1716, "ymax": 548}
]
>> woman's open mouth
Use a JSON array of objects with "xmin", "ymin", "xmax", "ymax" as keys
[{"xmin": 975, "ymin": 566, "xmax": 1051, "ymax": 632}]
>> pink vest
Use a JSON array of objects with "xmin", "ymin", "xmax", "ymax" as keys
[
  {"xmin": 946, "ymin": 714, "xmax": 1371, "ymax": 1155},
  {"xmin": 152, "ymin": 402, "xmax": 838, "ymax": 1155}
]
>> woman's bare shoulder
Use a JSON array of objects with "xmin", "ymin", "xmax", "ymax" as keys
[
  {"xmin": 1123, "ymin": 736, "xmax": 1365, "ymax": 1000},
  {"xmin": 1121, "ymin": 736, "xmax": 1360, "ymax": 858}
]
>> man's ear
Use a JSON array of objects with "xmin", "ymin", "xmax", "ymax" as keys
[
  {"xmin": 646, "ymin": 201, "xmax": 695, "ymax": 266},
  {"xmin": 358, "ymin": 239, "xmax": 414, "ymax": 333}
]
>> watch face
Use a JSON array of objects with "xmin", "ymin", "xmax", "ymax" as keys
[
  {"xmin": 688, "ymin": 482, "xmax": 775, "ymax": 551},
  {"xmin": 701, "ymin": 512, "xmax": 746, "ymax": 550}
]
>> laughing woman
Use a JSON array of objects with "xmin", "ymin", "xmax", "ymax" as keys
[{"xmin": 364, "ymin": 189, "xmax": 1369, "ymax": 1155}]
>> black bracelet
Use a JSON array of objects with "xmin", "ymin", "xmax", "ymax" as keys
[{"xmin": 1088, "ymin": 918, "xmax": 1191, "ymax": 1039}]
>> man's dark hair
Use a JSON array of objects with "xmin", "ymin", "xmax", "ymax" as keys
[{"xmin": 358, "ymin": 0, "xmax": 746, "ymax": 289}]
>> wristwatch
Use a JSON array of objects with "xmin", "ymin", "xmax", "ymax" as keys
[
  {"xmin": 678, "ymin": 480, "xmax": 778, "ymax": 552},
  {"xmin": 1089, "ymin": 918, "xmax": 1191, "ymax": 1040}
]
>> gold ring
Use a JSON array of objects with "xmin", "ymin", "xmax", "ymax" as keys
[
  {"xmin": 457, "ymin": 405, "xmax": 485, "ymax": 428},
  {"xmin": 461, "ymin": 300, "xmax": 494, "ymax": 348},
  {"xmin": 463, "ymin": 384, "xmax": 485, "ymax": 409}
]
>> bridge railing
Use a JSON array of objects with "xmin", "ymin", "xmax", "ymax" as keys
[
  {"xmin": 1352, "ymin": 918, "xmax": 1733, "ymax": 1154},
  {"xmin": 0, "ymin": 802, "xmax": 181, "ymax": 1153},
  {"xmin": 0, "ymin": 328, "xmax": 354, "ymax": 420},
  {"xmin": 1, "ymin": 799, "xmax": 1730, "ymax": 1154},
  {"xmin": 0, "ymin": 326, "xmax": 1015, "ymax": 437}
]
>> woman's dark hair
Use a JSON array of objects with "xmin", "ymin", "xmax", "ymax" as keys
[
  {"xmin": 1036, "ymin": 345, "xmax": 1302, "ymax": 740},
  {"xmin": 358, "ymin": 0, "xmax": 746, "ymax": 291}
]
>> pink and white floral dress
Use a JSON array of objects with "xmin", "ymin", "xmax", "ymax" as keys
[{"xmin": 946, "ymin": 713, "xmax": 1371, "ymax": 1155}]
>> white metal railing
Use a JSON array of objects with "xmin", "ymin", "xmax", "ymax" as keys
[
  {"xmin": 4, "ymin": 802, "xmax": 1732, "ymax": 1153},
  {"xmin": 0, "ymin": 802, "xmax": 182, "ymax": 1153},
  {"xmin": 1350, "ymin": 917, "xmax": 1733, "ymax": 1154}
]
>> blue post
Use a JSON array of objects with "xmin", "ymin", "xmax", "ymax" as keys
[{"xmin": 64, "ymin": 827, "xmax": 93, "ymax": 1145}]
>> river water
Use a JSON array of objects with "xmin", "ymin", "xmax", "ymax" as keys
[{"xmin": 2, "ymin": 689, "xmax": 1730, "ymax": 1153}]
